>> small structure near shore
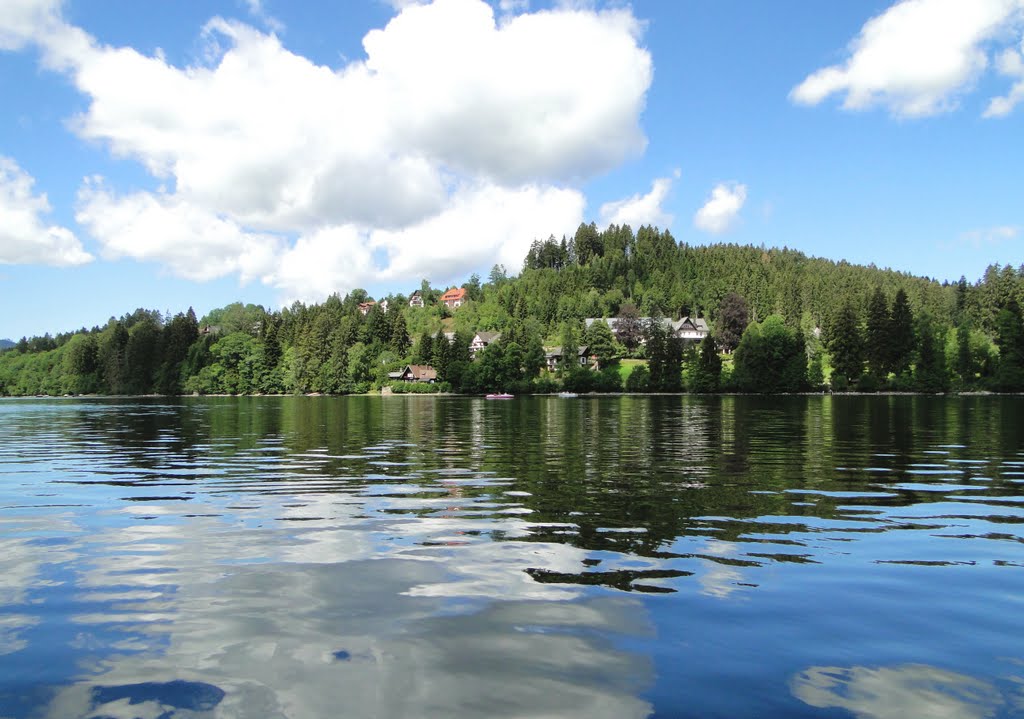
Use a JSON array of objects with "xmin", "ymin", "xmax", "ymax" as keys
[{"xmin": 397, "ymin": 364, "xmax": 437, "ymax": 383}]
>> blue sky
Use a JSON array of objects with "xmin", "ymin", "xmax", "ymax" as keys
[{"xmin": 1, "ymin": 0, "xmax": 1022, "ymax": 340}]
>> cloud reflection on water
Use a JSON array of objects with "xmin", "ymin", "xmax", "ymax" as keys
[
  {"xmin": 24, "ymin": 490, "xmax": 654, "ymax": 718},
  {"xmin": 790, "ymin": 663, "xmax": 1006, "ymax": 719}
]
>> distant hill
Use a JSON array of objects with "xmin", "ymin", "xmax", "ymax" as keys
[{"xmin": 0, "ymin": 339, "xmax": 14, "ymax": 351}]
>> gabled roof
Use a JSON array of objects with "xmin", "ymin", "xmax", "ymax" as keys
[
  {"xmin": 544, "ymin": 345, "xmax": 590, "ymax": 358},
  {"xmin": 473, "ymin": 331, "xmax": 502, "ymax": 344},
  {"xmin": 441, "ymin": 287, "xmax": 466, "ymax": 302},
  {"xmin": 671, "ymin": 317, "xmax": 709, "ymax": 332},
  {"xmin": 402, "ymin": 364, "xmax": 437, "ymax": 381}
]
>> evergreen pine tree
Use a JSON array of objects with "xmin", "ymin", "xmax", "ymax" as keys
[
  {"xmin": 890, "ymin": 289, "xmax": 915, "ymax": 375},
  {"xmin": 827, "ymin": 304, "xmax": 864, "ymax": 384},
  {"xmin": 689, "ymin": 334, "xmax": 721, "ymax": 393},
  {"xmin": 865, "ymin": 287, "xmax": 891, "ymax": 378},
  {"xmin": 558, "ymin": 322, "xmax": 580, "ymax": 375},
  {"xmin": 995, "ymin": 301, "xmax": 1024, "ymax": 391},
  {"xmin": 956, "ymin": 323, "xmax": 974, "ymax": 387},
  {"xmin": 914, "ymin": 313, "xmax": 949, "ymax": 392},
  {"xmin": 585, "ymin": 319, "xmax": 617, "ymax": 368}
]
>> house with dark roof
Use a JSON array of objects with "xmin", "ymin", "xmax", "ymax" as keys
[
  {"xmin": 470, "ymin": 331, "xmax": 501, "ymax": 358},
  {"xmin": 669, "ymin": 317, "xmax": 710, "ymax": 343},
  {"xmin": 584, "ymin": 316, "xmax": 709, "ymax": 345},
  {"xmin": 358, "ymin": 301, "xmax": 376, "ymax": 315},
  {"xmin": 544, "ymin": 345, "xmax": 592, "ymax": 371},
  {"xmin": 397, "ymin": 364, "xmax": 437, "ymax": 383},
  {"xmin": 408, "ymin": 290, "xmax": 424, "ymax": 308}
]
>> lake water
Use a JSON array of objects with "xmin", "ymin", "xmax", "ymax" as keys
[{"xmin": 1, "ymin": 395, "xmax": 1023, "ymax": 718}]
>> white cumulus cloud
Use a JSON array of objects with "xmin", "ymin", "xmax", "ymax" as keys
[
  {"xmin": 985, "ymin": 40, "xmax": 1024, "ymax": 116},
  {"xmin": 75, "ymin": 179, "xmax": 281, "ymax": 282},
  {"xmin": 791, "ymin": 0, "xmax": 1024, "ymax": 118},
  {"xmin": 599, "ymin": 176, "xmax": 674, "ymax": 229},
  {"xmin": 0, "ymin": 157, "xmax": 92, "ymax": 267},
  {"xmin": 0, "ymin": 0, "xmax": 61, "ymax": 51},
  {"xmin": 266, "ymin": 226, "xmax": 377, "ymax": 303},
  {"xmin": 693, "ymin": 182, "xmax": 747, "ymax": 235},
  {"xmin": 371, "ymin": 183, "xmax": 585, "ymax": 283},
  {"xmin": 4, "ymin": 0, "xmax": 652, "ymax": 300}
]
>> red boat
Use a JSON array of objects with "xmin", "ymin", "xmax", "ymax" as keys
[{"xmin": 485, "ymin": 393, "xmax": 514, "ymax": 400}]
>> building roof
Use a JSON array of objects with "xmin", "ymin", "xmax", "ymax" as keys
[
  {"xmin": 584, "ymin": 316, "xmax": 708, "ymax": 333},
  {"xmin": 441, "ymin": 287, "xmax": 466, "ymax": 302},
  {"xmin": 402, "ymin": 364, "xmax": 437, "ymax": 381},
  {"xmin": 473, "ymin": 331, "xmax": 502, "ymax": 344},
  {"xmin": 544, "ymin": 345, "xmax": 590, "ymax": 358}
]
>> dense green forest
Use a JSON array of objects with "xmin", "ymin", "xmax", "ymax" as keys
[{"xmin": 3, "ymin": 224, "xmax": 1024, "ymax": 396}]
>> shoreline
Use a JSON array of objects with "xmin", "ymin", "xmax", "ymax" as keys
[{"xmin": 2, "ymin": 390, "xmax": 1020, "ymax": 400}]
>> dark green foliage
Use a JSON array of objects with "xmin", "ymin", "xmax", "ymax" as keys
[
  {"xmin": 644, "ymin": 315, "xmax": 683, "ymax": 391},
  {"xmin": 6, "ymin": 224, "xmax": 1024, "ymax": 397},
  {"xmin": 855, "ymin": 372, "xmax": 881, "ymax": 392},
  {"xmin": 807, "ymin": 354, "xmax": 824, "ymax": 390},
  {"xmin": 625, "ymin": 365, "xmax": 650, "ymax": 392},
  {"xmin": 994, "ymin": 301, "xmax": 1024, "ymax": 391},
  {"xmin": 890, "ymin": 289, "xmax": 915, "ymax": 375},
  {"xmin": 865, "ymin": 287, "xmax": 891, "ymax": 378},
  {"xmin": 732, "ymin": 316, "xmax": 807, "ymax": 393},
  {"xmin": 955, "ymin": 323, "xmax": 974, "ymax": 386},
  {"xmin": 594, "ymin": 365, "xmax": 623, "ymax": 392},
  {"xmin": 688, "ymin": 335, "xmax": 721, "ymax": 393},
  {"xmin": 561, "ymin": 367, "xmax": 595, "ymax": 393},
  {"xmin": 716, "ymin": 292, "xmax": 749, "ymax": 353},
  {"xmin": 100, "ymin": 321, "xmax": 130, "ymax": 394},
  {"xmin": 413, "ymin": 333, "xmax": 434, "ymax": 365},
  {"xmin": 585, "ymin": 319, "xmax": 617, "ymax": 368},
  {"xmin": 157, "ymin": 308, "xmax": 199, "ymax": 394},
  {"xmin": 125, "ymin": 316, "xmax": 163, "ymax": 394},
  {"xmin": 558, "ymin": 322, "xmax": 580, "ymax": 375},
  {"xmin": 388, "ymin": 309, "xmax": 410, "ymax": 355},
  {"xmin": 827, "ymin": 304, "xmax": 864, "ymax": 385},
  {"xmin": 913, "ymin": 313, "xmax": 949, "ymax": 393},
  {"xmin": 521, "ymin": 323, "xmax": 546, "ymax": 379},
  {"xmin": 62, "ymin": 333, "xmax": 100, "ymax": 394}
]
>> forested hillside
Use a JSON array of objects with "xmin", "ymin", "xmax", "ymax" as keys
[{"xmin": 3, "ymin": 224, "xmax": 1023, "ymax": 395}]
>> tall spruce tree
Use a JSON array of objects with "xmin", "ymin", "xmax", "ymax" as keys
[
  {"xmin": 827, "ymin": 304, "xmax": 864, "ymax": 384},
  {"xmin": 865, "ymin": 288, "xmax": 891, "ymax": 378},
  {"xmin": 689, "ymin": 334, "xmax": 722, "ymax": 393},
  {"xmin": 558, "ymin": 322, "xmax": 580, "ymax": 375},
  {"xmin": 956, "ymin": 323, "xmax": 974, "ymax": 387},
  {"xmin": 585, "ymin": 319, "xmax": 617, "ymax": 368},
  {"xmin": 994, "ymin": 300, "xmax": 1024, "ymax": 391},
  {"xmin": 890, "ymin": 289, "xmax": 915, "ymax": 375},
  {"xmin": 645, "ymin": 316, "xmax": 682, "ymax": 391},
  {"xmin": 914, "ymin": 313, "xmax": 949, "ymax": 392}
]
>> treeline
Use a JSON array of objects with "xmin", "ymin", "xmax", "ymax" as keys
[{"xmin": 3, "ymin": 223, "xmax": 1024, "ymax": 396}]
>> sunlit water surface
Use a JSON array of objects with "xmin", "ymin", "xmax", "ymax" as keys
[{"xmin": 1, "ymin": 396, "xmax": 1023, "ymax": 718}]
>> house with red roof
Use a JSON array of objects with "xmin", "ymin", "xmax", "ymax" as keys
[{"xmin": 440, "ymin": 287, "xmax": 466, "ymax": 308}]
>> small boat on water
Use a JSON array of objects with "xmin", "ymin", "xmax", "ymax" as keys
[
  {"xmin": 485, "ymin": 393, "xmax": 514, "ymax": 400},
  {"xmin": 557, "ymin": 392, "xmax": 578, "ymax": 398}
]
